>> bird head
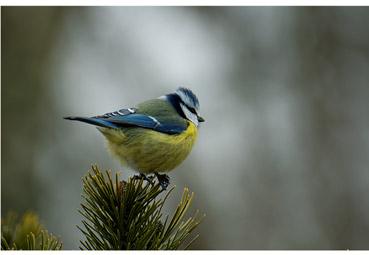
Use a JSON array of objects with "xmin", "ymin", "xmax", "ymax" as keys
[{"xmin": 164, "ymin": 87, "xmax": 205, "ymax": 127}]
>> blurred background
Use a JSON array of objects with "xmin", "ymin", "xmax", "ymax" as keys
[{"xmin": 2, "ymin": 7, "xmax": 369, "ymax": 249}]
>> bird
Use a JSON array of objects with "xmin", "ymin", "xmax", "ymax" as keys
[{"xmin": 64, "ymin": 87, "xmax": 204, "ymax": 189}]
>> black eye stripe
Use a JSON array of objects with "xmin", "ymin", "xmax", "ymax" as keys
[
  {"xmin": 166, "ymin": 93, "xmax": 199, "ymax": 119},
  {"xmin": 178, "ymin": 97, "xmax": 196, "ymax": 113},
  {"xmin": 188, "ymin": 107, "xmax": 196, "ymax": 114},
  {"xmin": 175, "ymin": 87, "xmax": 200, "ymax": 110},
  {"xmin": 182, "ymin": 103, "xmax": 196, "ymax": 114}
]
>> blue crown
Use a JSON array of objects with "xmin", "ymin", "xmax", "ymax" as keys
[{"xmin": 175, "ymin": 87, "xmax": 200, "ymax": 111}]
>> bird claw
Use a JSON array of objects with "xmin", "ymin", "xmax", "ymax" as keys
[
  {"xmin": 155, "ymin": 173, "xmax": 170, "ymax": 190},
  {"xmin": 132, "ymin": 173, "xmax": 170, "ymax": 190},
  {"xmin": 132, "ymin": 173, "xmax": 154, "ymax": 185}
]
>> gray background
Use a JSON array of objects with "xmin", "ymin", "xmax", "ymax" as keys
[{"xmin": 3, "ymin": 7, "xmax": 369, "ymax": 249}]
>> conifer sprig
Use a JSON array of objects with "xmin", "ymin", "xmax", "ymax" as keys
[
  {"xmin": 78, "ymin": 165, "xmax": 204, "ymax": 250},
  {"xmin": 1, "ymin": 212, "xmax": 62, "ymax": 250}
]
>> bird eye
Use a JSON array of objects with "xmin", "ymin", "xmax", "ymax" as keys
[{"xmin": 188, "ymin": 107, "xmax": 196, "ymax": 114}]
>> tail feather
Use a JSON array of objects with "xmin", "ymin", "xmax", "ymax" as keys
[{"xmin": 64, "ymin": 116, "xmax": 118, "ymax": 129}]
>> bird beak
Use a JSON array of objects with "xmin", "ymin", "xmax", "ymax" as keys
[{"xmin": 197, "ymin": 116, "xmax": 205, "ymax": 122}]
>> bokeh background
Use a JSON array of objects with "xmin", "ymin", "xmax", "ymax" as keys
[{"xmin": 2, "ymin": 7, "xmax": 369, "ymax": 249}]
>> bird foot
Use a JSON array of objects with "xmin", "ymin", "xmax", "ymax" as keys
[
  {"xmin": 132, "ymin": 173, "xmax": 154, "ymax": 185},
  {"xmin": 154, "ymin": 173, "xmax": 170, "ymax": 190}
]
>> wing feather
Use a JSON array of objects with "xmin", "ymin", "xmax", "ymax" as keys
[{"xmin": 65, "ymin": 107, "xmax": 187, "ymax": 135}]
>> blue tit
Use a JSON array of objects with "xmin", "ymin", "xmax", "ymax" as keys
[{"xmin": 65, "ymin": 87, "xmax": 204, "ymax": 188}]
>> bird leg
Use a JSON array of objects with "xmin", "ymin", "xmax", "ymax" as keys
[
  {"xmin": 132, "ymin": 173, "xmax": 154, "ymax": 185},
  {"xmin": 154, "ymin": 172, "xmax": 170, "ymax": 190}
]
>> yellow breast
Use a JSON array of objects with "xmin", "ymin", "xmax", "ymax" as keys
[{"xmin": 99, "ymin": 121, "xmax": 198, "ymax": 173}]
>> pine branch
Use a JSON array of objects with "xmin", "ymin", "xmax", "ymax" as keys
[
  {"xmin": 1, "ymin": 212, "xmax": 62, "ymax": 250},
  {"xmin": 78, "ymin": 165, "xmax": 204, "ymax": 250}
]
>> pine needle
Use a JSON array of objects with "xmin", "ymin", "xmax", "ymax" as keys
[{"xmin": 78, "ymin": 165, "xmax": 204, "ymax": 250}]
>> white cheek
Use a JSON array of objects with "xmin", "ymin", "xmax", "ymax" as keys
[{"xmin": 180, "ymin": 103, "xmax": 199, "ymax": 127}]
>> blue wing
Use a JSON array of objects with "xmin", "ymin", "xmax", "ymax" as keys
[{"xmin": 65, "ymin": 108, "xmax": 186, "ymax": 135}]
